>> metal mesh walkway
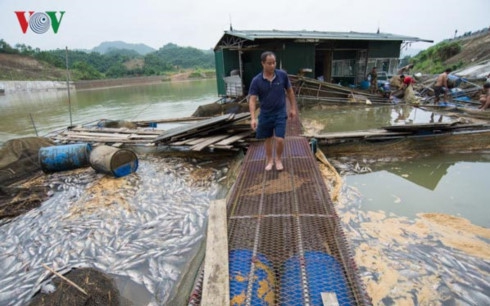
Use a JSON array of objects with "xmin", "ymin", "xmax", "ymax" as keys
[{"xmin": 224, "ymin": 105, "xmax": 371, "ymax": 305}]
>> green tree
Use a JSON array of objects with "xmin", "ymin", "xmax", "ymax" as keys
[
  {"xmin": 71, "ymin": 61, "xmax": 103, "ymax": 80},
  {"xmin": 106, "ymin": 63, "xmax": 128, "ymax": 78},
  {"xmin": 0, "ymin": 39, "xmax": 18, "ymax": 54}
]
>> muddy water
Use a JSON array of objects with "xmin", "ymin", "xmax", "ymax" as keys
[{"xmin": 318, "ymin": 152, "xmax": 490, "ymax": 305}]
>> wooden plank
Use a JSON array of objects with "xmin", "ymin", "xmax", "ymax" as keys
[
  {"xmin": 70, "ymin": 127, "xmax": 162, "ymax": 135},
  {"xmin": 154, "ymin": 114, "xmax": 234, "ymax": 142},
  {"xmin": 306, "ymin": 129, "xmax": 412, "ymax": 140},
  {"xmin": 62, "ymin": 131, "xmax": 130, "ymax": 139},
  {"xmin": 208, "ymin": 144, "xmax": 234, "ymax": 150},
  {"xmin": 127, "ymin": 134, "xmax": 158, "ymax": 139},
  {"xmin": 321, "ymin": 292, "xmax": 339, "ymax": 306},
  {"xmin": 154, "ymin": 113, "xmax": 250, "ymax": 143},
  {"xmin": 169, "ymin": 137, "xmax": 200, "ymax": 146},
  {"xmin": 214, "ymin": 131, "xmax": 251, "ymax": 146},
  {"xmin": 61, "ymin": 131, "xmax": 157, "ymax": 140},
  {"xmin": 51, "ymin": 135, "xmax": 152, "ymax": 143},
  {"xmin": 201, "ymin": 199, "xmax": 229, "ymax": 306},
  {"xmin": 136, "ymin": 116, "xmax": 211, "ymax": 124},
  {"xmin": 187, "ymin": 137, "xmax": 213, "ymax": 146},
  {"xmin": 190, "ymin": 135, "xmax": 230, "ymax": 151}
]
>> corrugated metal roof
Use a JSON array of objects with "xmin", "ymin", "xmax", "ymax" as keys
[{"xmin": 222, "ymin": 29, "xmax": 433, "ymax": 43}]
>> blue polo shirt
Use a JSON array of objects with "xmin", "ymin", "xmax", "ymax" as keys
[{"xmin": 249, "ymin": 69, "xmax": 291, "ymax": 115}]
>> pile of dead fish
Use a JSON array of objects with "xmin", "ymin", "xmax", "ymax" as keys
[{"xmin": 0, "ymin": 154, "xmax": 226, "ymax": 305}]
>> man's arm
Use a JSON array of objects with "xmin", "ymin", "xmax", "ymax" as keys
[
  {"xmin": 249, "ymin": 95, "xmax": 258, "ymax": 130},
  {"xmin": 286, "ymin": 87, "xmax": 297, "ymax": 119}
]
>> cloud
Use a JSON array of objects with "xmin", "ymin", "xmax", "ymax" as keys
[{"xmin": 0, "ymin": 0, "xmax": 489, "ymax": 51}]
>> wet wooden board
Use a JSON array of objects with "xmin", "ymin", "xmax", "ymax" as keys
[
  {"xmin": 154, "ymin": 114, "xmax": 235, "ymax": 143},
  {"xmin": 214, "ymin": 131, "xmax": 252, "ymax": 145},
  {"xmin": 201, "ymin": 199, "xmax": 229, "ymax": 306},
  {"xmin": 153, "ymin": 113, "xmax": 250, "ymax": 143},
  {"xmin": 305, "ymin": 129, "xmax": 412, "ymax": 140},
  {"xmin": 190, "ymin": 135, "xmax": 230, "ymax": 151},
  {"xmin": 169, "ymin": 138, "xmax": 200, "ymax": 146}
]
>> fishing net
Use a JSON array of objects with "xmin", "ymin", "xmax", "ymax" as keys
[
  {"xmin": 0, "ymin": 137, "xmax": 54, "ymax": 186},
  {"xmin": 0, "ymin": 137, "xmax": 54, "ymax": 219},
  {"xmin": 404, "ymin": 85, "xmax": 420, "ymax": 105},
  {"xmin": 29, "ymin": 268, "xmax": 121, "ymax": 306}
]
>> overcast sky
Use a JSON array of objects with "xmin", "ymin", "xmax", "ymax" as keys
[{"xmin": 1, "ymin": 0, "xmax": 489, "ymax": 52}]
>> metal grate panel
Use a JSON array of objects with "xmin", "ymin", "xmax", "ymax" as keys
[{"xmin": 224, "ymin": 137, "xmax": 371, "ymax": 305}]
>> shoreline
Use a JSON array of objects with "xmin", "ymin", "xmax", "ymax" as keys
[{"xmin": 0, "ymin": 73, "xmax": 216, "ymax": 94}]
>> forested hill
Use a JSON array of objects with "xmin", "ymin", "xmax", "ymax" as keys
[
  {"xmin": 2, "ymin": 29, "xmax": 490, "ymax": 81},
  {"xmin": 403, "ymin": 29, "xmax": 490, "ymax": 75},
  {"xmin": 91, "ymin": 41, "xmax": 156, "ymax": 55},
  {"xmin": 0, "ymin": 40, "xmax": 215, "ymax": 81}
]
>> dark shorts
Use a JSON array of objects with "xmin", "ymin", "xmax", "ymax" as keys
[
  {"xmin": 256, "ymin": 112, "xmax": 287, "ymax": 139},
  {"xmin": 434, "ymin": 86, "xmax": 445, "ymax": 96}
]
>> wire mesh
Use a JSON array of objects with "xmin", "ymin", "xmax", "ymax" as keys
[
  {"xmin": 190, "ymin": 95, "xmax": 370, "ymax": 305},
  {"xmin": 226, "ymin": 138, "xmax": 371, "ymax": 305}
]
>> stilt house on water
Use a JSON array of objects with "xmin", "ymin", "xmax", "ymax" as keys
[{"xmin": 213, "ymin": 29, "xmax": 432, "ymax": 97}]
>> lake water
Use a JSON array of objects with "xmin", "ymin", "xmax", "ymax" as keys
[
  {"xmin": 1, "ymin": 79, "xmax": 489, "ymax": 305},
  {"xmin": 0, "ymin": 80, "xmax": 218, "ymax": 144}
]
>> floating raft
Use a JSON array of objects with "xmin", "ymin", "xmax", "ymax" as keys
[{"xmin": 308, "ymin": 122, "xmax": 490, "ymax": 145}]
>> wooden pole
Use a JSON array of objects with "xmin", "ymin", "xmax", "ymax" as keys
[{"xmin": 65, "ymin": 46, "xmax": 73, "ymax": 127}]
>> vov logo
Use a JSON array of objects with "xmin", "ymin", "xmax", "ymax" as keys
[{"xmin": 15, "ymin": 11, "xmax": 66, "ymax": 34}]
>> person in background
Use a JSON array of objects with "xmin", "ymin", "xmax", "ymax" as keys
[
  {"xmin": 368, "ymin": 67, "xmax": 378, "ymax": 94},
  {"xmin": 390, "ymin": 74, "xmax": 405, "ymax": 90},
  {"xmin": 479, "ymin": 82, "xmax": 490, "ymax": 110},
  {"xmin": 403, "ymin": 75, "xmax": 416, "ymax": 88},
  {"xmin": 397, "ymin": 63, "xmax": 414, "ymax": 75},
  {"xmin": 433, "ymin": 68, "xmax": 452, "ymax": 104},
  {"xmin": 248, "ymin": 51, "xmax": 297, "ymax": 171}
]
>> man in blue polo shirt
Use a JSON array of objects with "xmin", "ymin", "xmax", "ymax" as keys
[{"xmin": 248, "ymin": 51, "xmax": 297, "ymax": 171}]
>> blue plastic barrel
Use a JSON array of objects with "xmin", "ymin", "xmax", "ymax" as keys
[
  {"xmin": 229, "ymin": 249, "xmax": 276, "ymax": 305},
  {"xmin": 89, "ymin": 145, "xmax": 138, "ymax": 178},
  {"xmin": 360, "ymin": 80, "xmax": 370, "ymax": 90},
  {"xmin": 281, "ymin": 251, "xmax": 352, "ymax": 306},
  {"xmin": 38, "ymin": 143, "xmax": 92, "ymax": 173}
]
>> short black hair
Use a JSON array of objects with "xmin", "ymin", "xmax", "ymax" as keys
[
  {"xmin": 261, "ymin": 51, "xmax": 276, "ymax": 62},
  {"xmin": 445, "ymin": 68, "xmax": 452, "ymax": 73},
  {"xmin": 484, "ymin": 82, "xmax": 490, "ymax": 89}
]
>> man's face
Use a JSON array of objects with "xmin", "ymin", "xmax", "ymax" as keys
[{"xmin": 262, "ymin": 55, "xmax": 276, "ymax": 74}]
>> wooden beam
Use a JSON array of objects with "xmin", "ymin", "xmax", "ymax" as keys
[{"xmin": 201, "ymin": 199, "xmax": 229, "ymax": 306}]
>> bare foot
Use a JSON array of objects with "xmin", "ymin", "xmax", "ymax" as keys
[
  {"xmin": 275, "ymin": 160, "xmax": 284, "ymax": 171},
  {"xmin": 265, "ymin": 161, "xmax": 274, "ymax": 171}
]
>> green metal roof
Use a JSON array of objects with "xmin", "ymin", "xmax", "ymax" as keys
[{"xmin": 217, "ymin": 29, "xmax": 433, "ymax": 45}]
